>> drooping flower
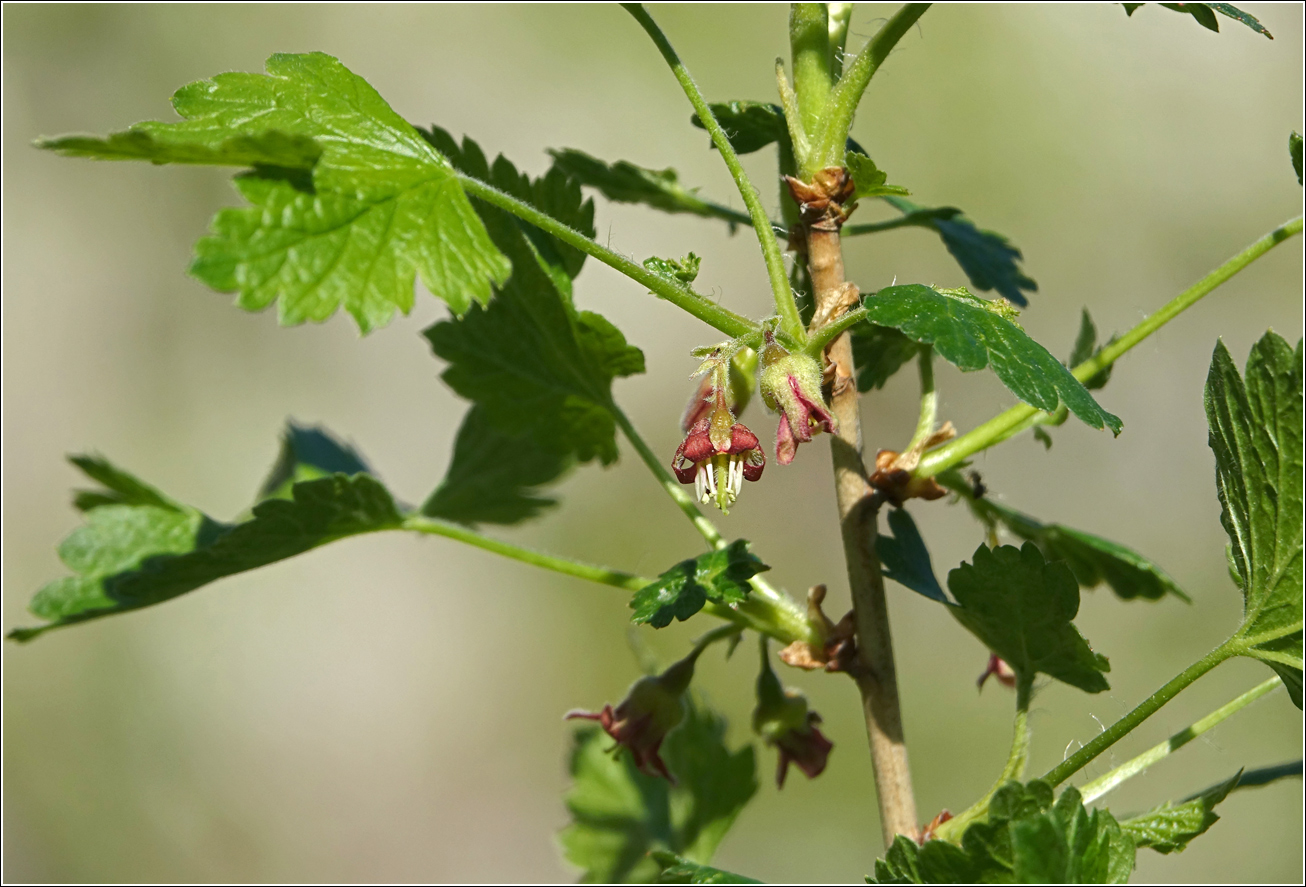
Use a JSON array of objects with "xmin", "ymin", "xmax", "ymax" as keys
[
  {"xmin": 673, "ymin": 387, "xmax": 765, "ymax": 514},
  {"xmin": 565, "ymin": 649, "xmax": 699, "ymax": 781},
  {"xmin": 977, "ymin": 653, "xmax": 1017, "ymax": 691},
  {"xmin": 757, "ymin": 330, "xmax": 836, "ymax": 465},
  {"xmin": 753, "ymin": 640, "xmax": 833, "ymax": 788}
]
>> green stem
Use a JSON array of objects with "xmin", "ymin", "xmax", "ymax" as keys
[
  {"xmin": 789, "ymin": 3, "xmax": 834, "ymax": 144},
  {"xmin": 457, "ymin": 173, "xmax": 759, "ymax": 340},
  {"xmin": 1041, "ymin": 639, "xmax": 1238, "ymax": 788},
  {"xmin": 1079, "ymin": 676, "xmax": 1283, "ymax": 805},
  {"xmin": 622, "ymin": 3, "xmax": 805, "ymax": 344},
  {"xmin": 810, "ymin": 3, "xmax": 932, "ymax": 172},
  {"xmin": 915, "ymin": 215, "xmax": 1304, "ymax": 479},
  {"xmin": 827, "ymin": 3, "xmax": 854, "ymax": 79},
  {"xmin": 904, "ymin": 347, "xmax": 937, "ymax": 453},
  {"xmin": 934, "ymin": 670, "xmax": 1033, "ymax": 843},
  {"xmin": 804, "ymin": 300, "xmax": 867, "ymax": 355}
]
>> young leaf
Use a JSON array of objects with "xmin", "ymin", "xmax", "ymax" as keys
[
  {"xmin": 880, "ymin": 196, "xmax": 1037, "ymax": 308},
  {"xmin": 644, "ymin": 253, "xmax": 703, "ymax": 285},
  {"xmin": 688, "ymin": 101, "xmax": 787, "ymax": 155},
  {"xmin": 422, "ymin": 406, "xmax": 571, "ymax": 526},
  {"xmin": 849, "ymin": 323, "xmax": 920, "ymax": 392},
  {"xmin": 876, "ymin": 508, "xmax": 949, "ymax": 603},
  {"xmin": 12, "ymin": 435, "xmax": 403, "ymax": 641},
  {"xmin": 1124, "ymin": 3, "xmax": 1273, "ymax": 39},
  {"xmin": 949, "ymin": 477, "xmax": 1189, "ymax": 602},
  {"xmin": 651, "ymin": 853, "xmax": 759, "ymax": 884},
  {"xmin": 948, "ymin": 543, "xmax": 1111, "ymax": 692},
  {"xmin": 548, "ymin": 149, "xmax": 748, "ymax": 228},
  {"xmin": 862, "ymin": 285, "xmax": 1123, "ymax": 434},
  {"xmin": 1119, "ymin": 770, "xmax": 1241, "ymax": 854},
  {"xmin": 1205, "ymin": 334, "xmax": 1304, "ymax": 707},
  {"xmin": 630, "ymin": 540, "xmax": 769, "ymax": 628},
  {"xmin": 845, "ymin": 151, "xmax": 910, "ymax": 201},
  {"xmin": 561, "ymin": 697, "xmax": 757, "ymax": 883}
]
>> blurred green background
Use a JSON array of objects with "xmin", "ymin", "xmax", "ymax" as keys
[{"xmin": 3, "ymin": 4, "xmax": 1302, "ymax": 883}]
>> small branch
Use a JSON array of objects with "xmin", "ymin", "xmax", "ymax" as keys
[
  {"xmin": 805, "ymin": 302, "xmax": 868, "ymax": 355},
  {"xmin": 788, "ymin": 3, "xmax": 833, "ymax": 144},
  {"xmin": 1079, "ymin": 676, "xmax": 1283, "ymax": 805},
  {"xmin": 810, "ymin": 3, "xmax": 932, "ymax": 173},
  {"xmin": 903, "ymin": 347, "xmax": 937, "ymax": 454},
  {"xmin": 458, "ymin": 173, "xmax": 759, "ymax": 340},
  {"xmin": 915, "ymin": 214, "xmax": 1304, "ymax": 479},
  {"xmin": 827, "ymin": 3, "xmax": 854, "ymax": 79},
  {"xmin": 1040, "ymin": 639, "xmax": 1237, "ymax": 788},
  {"xmin": 622, "ymin": 4, "xmax": 806, "ymax": 345}
]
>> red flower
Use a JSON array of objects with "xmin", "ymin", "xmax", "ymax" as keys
[
  {"xmin": 757, "ymin": 331, "xmax": 836, "ymax": 465},
  {"xmin": 977, "ymin": 653, "xmax": 1017, "ymax": 690},
  {"xmin": 753, "ymin": 641, "xmax": 833, "ymax": 787},
  {"xmin": 566, "ymin": 650, "xmax": 698, "ymax": 781},
  {"xmin": 673, "ymin": 388, "xmax": 765, "ymax": 513}
]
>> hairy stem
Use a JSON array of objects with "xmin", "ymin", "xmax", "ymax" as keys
[
  {"xmin": 622, "ymin": 3, "xmax": 806, "ymax": 344},
  {"xmin": 458, "ymin": 173, "xmax": 759, "ymax": 340},
  {"xmin": 1041, "ymin": 639, "xmax": 1237, "ymax": 788},
  {"xmin": 915, "ymin": 214, "xmax": 1304, "ymax": 478},
  {"xmin": 904, "ymin": 347, "xmax": 937, "ymax": 453},
  {"xmin": 808, "ymin": 222, "xmax": 918, "ymax": 842},
  {"xmin": 810, "ymin": 3, "xmax": 932, "ymax": 173},
  {"xmin": 827, "ymin": 3, "xmax": 854, "ymax": 79},
  {"xmin": 1079, "ymin": 676, "xmax": 1283, "ymax": 804},
  {"xmin": 789, "ymin": 3, "xmax": 833, "ymax": 144}
]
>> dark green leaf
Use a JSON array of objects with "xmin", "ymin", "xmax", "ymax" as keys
[
  {"xmin": 876, "ymin": 508, "xmax": 948, "ymax": 603},
  {"xmin": 1214, "ymin": 758, "xmax": 1301, "ymax": 791},
  {"xmin": 881, "ymin": 196, "xmax": 1037, "ymax": 308},
  {"xmin": 52, "ymin": 52, "xmax": 512, "ymax": 331},
  {"xmin": 1290, "ymin": 131, "xmax": 1303, "ymax": 186},
  {"xmin": 68, "ymin": 455, "xmax": 183, "ymax": 512},
  {"xmin": 12, "ymin": 439, "xmax": 402, "ymax": 641},
  {"xmin": 1120, "ymin": 770, "xmax": 1240, "ymax": 854},
  {"xmin": 1205, "ymin": 334, "xmax": 1304, "ymax": 707},
  {"xmin": 948, "ymin": 543, "xmax": 1111, "ymax": 692},
  {"xmin": 846, "ymin": 151, "xmax": 910, "ymax": 201},
  {"xmin": 631, "ymin": 540, "xmax": 769, "ymax": 628},
  {"xmin": 422, "ymin": 406, "xmax": 571, "ymax": 526},
  {"xmin": 37, "ymin": 129, "xmax": 322, "ymax": 169},
  {"xmin": 862, "ymin": 285, "xmax": 1122, "ymax": 434},
  {"xmin": 561, "ymin": 697, "xmax": 757, "ymax": 883},
  {"xmin": 548, "ymin": 148, "xmax": 749, "ymax": 229},
  {"xmin": 1067, "ymin": 309, "xmax": 1115, "ymax": 391},
  {"xmin": 1010, "ymin": 787, "xmax": 1135, "ymax": 883},
  {"xmin": 689, "ymin": 101, "xmax": 787, "ymax": 155},
  {"xmin": 948, "ymin": 476, "xmax": 1189, "ymax": 602},
  {"xmin": 259, "ymin": 421, "xmax": 373, "ymax": 499},
  {"xmin": 850, "ymin": 323, "xmax": 920, "ymax": 392},
  {"xmin": 1131, "ymin": 3, "xmax": 1274, "ymax": 38},
  {"xmin": 652, "ymin": 853, "xmax": 760, "ymax": 884}
]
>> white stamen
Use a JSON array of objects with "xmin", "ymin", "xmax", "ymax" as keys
[
  {"xmin": 705, "ymin": 461, "xmax": 717, "ymax": 496},
  {"xmin": 695, "ymin": 464, "xmax": 706, "ymax": 503}
]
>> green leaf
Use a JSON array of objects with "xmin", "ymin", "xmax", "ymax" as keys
[
  {"xmin": 1128, "ymin": 3, "xmax": 1274, "ymax": 38},
  {"xmin": 631, "ymin": 540, "xmax": 769, "ymax": 628},
  {"xmin": 47, "ymin": 52, "xmax": 512, "ymax": 332},
  {"xmin": 1067, "ymin": 309, "xmax": 1115, "ymax": 391},
  {"xmin": 850, "ymin": 323, "xmax": 921, "ymax": 392},
  {"xmin": 1290, "ymin": 131, "xmax": 1303, "ymax": 186},
  {"xmin": 948, "ymin": 543, "xmax": 1111, "ymax": 692},
  {"xmin": 424, "ymin": 141, "xmax": 644, "ymax": 472},
  {"xmin": 37, "ymin": 129, "xmax": 322, "ymax": 169},
  {"xmin": 422, "ymin": 406, "xmax": 570, "ymax": 526},
  {"xmin": 862, "ymin": 285, "xmax": 1122, "ymax": 434},
  {"xmin": 688, "ymin": 101, "xmax": 787, "ymax": 155},
  {"xmin": 846, "ymin": 151, "xmax": 910, "ymax": 201},
  {"xmin": 644, "ymin": 253, "xmax": 703, "ymax": 285},
  {"xmin": 876, "ymin": 508, "xmax": 949, "ymax": 603},
  {"xmin": 651, "ymin": 853, "xmax": 760, "ymax": 884},
  {"xmin": 881, "ymin": 196, "xmax": 1037, "ymax": 308},
  {"xmin": 561, "ymin": 697, "xmax": 757, "ymax": 883},
  {"xmin": 1009, "ymin": 787, "xmax": 1135, "ymax": 883},
  {"xmin": 1120, "ymin": 771, "xmax": 1240, "ymax": 854},
  {"xmin": 548, "ymin": 148, "xmax": 748, "ymax": 229},
  {"xmin": 12, "ymin": 432, "xmax": 402, "ymax": 641},
  {"xmin": 1205, "ymin": 334, "xmax": 1304, "ymax": 707},
  {"xmin": 951, "ymin": 479, "xmax": 1189, "ymax": 602},
  {"xmin": 259, "ymin": 421, "xmax": 373, "ymax": 499}
]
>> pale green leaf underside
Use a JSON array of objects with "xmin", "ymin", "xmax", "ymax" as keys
[{"xmin": 863, "ymin": 284, "xmax": 1122, "ymax": 433}]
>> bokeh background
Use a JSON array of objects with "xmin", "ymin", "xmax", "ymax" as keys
[{"xmin": 3, "ymin": 4, "xmax": 1303, "ymax": 883}]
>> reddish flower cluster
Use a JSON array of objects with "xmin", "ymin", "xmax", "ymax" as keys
[
  {"xmin": 673, "ymin": 387, "xmax": 765, "ymax": 513},
  {"xmin": 757, "ymin": 331, "xmax": 836, "ymax": 465},
  {"xmin": 753, "ymin": 641, "xmax": 833, "ymax": 788}
]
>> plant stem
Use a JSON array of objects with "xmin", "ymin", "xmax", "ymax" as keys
[
  {"xmin": 457, "ymin": 173, "xmax": 759, "ymax": 340},
  {"xmin": 1079, "ymin": 676, "xmax": 1282, "ymax": 804},
  {"xmin": 789, "ymin": 3, "xmax": 833, "ymax": 143},
  {"xmin": 808, "ymin": 221, "xmax": 918, "ymax": 842},
  {"xmin": 611, "ymin": 406, "xmax": 818, "ymax": 645},
  {"xmin": 934, "ymin": 671, "xmax": 1034, "ymax": 843},
  {"xmin": 1041, "ymin": 639, "xmax": 1238, "ymax": 788},
  {"xmin": 622, "ymin": 3, "xmax": 806, "ymax": 345},
  {"xmin": 827, "ymin": 3, "xmax": 854, "ymax": 79},
  {"xmin": 904, "ymin": 347, "xmax": 937, "ymax": 453},
  {"xmin": 915, "ymin": 214, "xmax": 1304, "ymax": 479},
  {"xmin": 810, "ymin": 3, "xmax": 932, "ymax": 173}
]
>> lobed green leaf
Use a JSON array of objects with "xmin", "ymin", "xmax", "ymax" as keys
[
  {"xmin": 630, "ymin": 541, "xmax": 769, "ymax": 628},
  {"xmin": 1205, "ymin": 334, "xmax": 1304, "ymax": 706},
  {"xmin": 688, "ymin": 101, "xmax": 787, "ymax": 155},
  {"xmin": 948, "ymin": 543, "xmax": 1111, "ymax": 692},
  {"xmin": 1119, "ymin": 771, "xmax": 1240, "ymax": 854},
  {"xmin": 862, "ymin": 285, "xmax": 1122, "ymax": 434},
  {"xmin": 845, "ymin": 151, "xmax": 910, "ymax": 201}
]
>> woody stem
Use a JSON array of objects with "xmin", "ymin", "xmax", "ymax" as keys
[{"xmin": 808, "ymin": 223, "xmax": 919, "ymax": 844}]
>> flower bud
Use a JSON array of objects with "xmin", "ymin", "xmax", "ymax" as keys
[
  {"xmin": 757, "ymin": 330, "xmax": 837, "ymax": 465},
  {"xmin": 977, "ymin": 653, "xmax": 1017, "ymax": 690},
  {"xmin": 753, "ymin": 641, "xmax": 833, "ymax": 787}
]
